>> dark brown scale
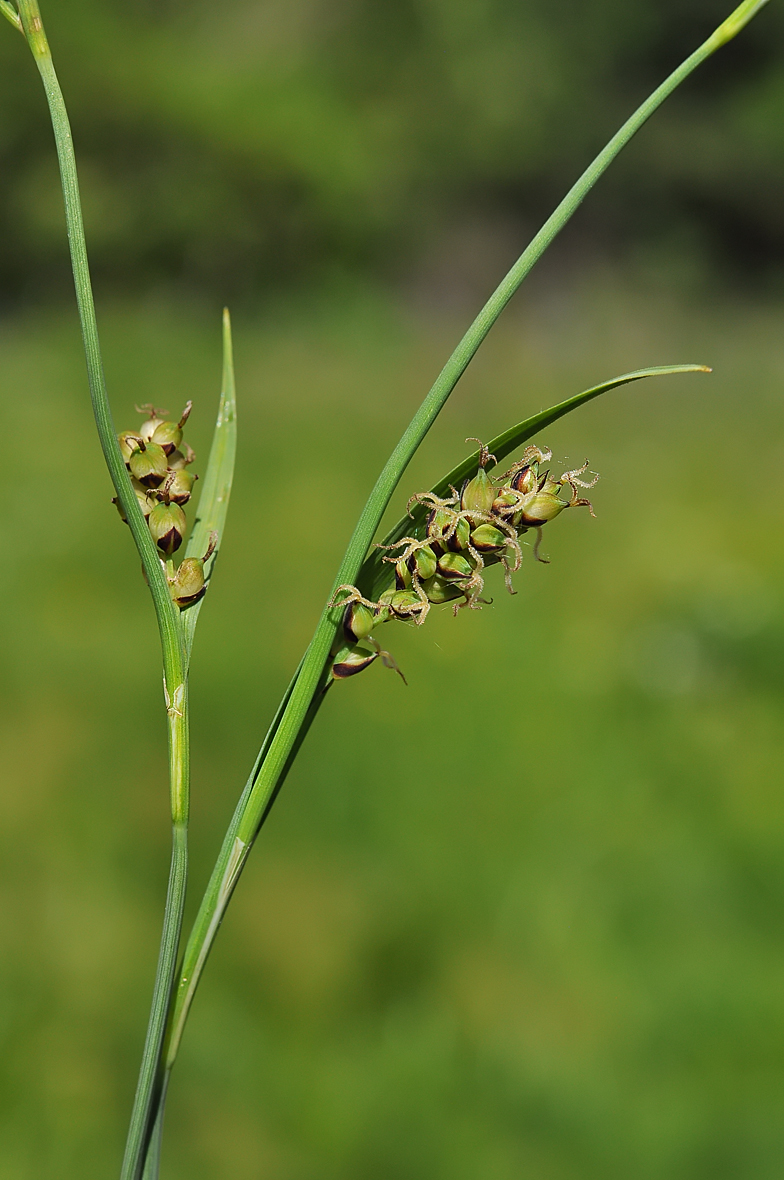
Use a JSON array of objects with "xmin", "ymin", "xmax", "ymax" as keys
[
  {"xmin": 394, "ymin": 559, "xmax": 412, "ymax": 591},
  {"xmin": 332, "ymin": 650, "xmax": 377, "ymax": 678},
  {"xmin": 342, "ymin": 603, "xmax": 360, "ymax": 644},
  {"xmin": 445, "ymin": 516, "xmax": 470, "ymax": 552},
  {"xmin": 510, "ymin": 466, "xmax": 531, "ymax": 491}
]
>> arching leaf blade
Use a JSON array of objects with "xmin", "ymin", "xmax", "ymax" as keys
[{"xmin": 360, "ymin": 363, "xmax": 710, "ymax": 598}]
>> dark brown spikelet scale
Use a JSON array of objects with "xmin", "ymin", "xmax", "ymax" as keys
[
  {"xmin": 510, "ymin": 466, "xmax": 531, "ymax": 491},
  {"xmin": 332, "ymin": 649, "xmax": 377, "ymax": 678},
  {"xmin": 342, "ymin": 603, "xmax": 363, "ymax": 644}
]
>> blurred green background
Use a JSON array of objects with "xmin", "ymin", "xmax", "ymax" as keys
[{"xmin": 2, "ymin": 2, "xmax": 784, "ymax": 1178}]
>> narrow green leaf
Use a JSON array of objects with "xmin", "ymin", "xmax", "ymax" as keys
[
  {"xmin": 0, "ymin": 2, "xmax": 22, "ymax": 31},
  {"xmin": 360, "ymin": 364, "xmax": 710, "ymax": 598},
  {"xmin": 181, "ymin": 307, "xmax": 237, "ymax": 665}
]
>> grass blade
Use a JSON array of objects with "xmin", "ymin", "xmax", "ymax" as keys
[
  {"xmin": 0, "ymin": 2, "xmax": 22, "ymax": 31},
  {"xmin": 360, "ymin": 364, "xmax": 710, "ymax": 598},
  {"xmin": 181, "ymin": 307, "xmax": 238, "ymax": 665}
]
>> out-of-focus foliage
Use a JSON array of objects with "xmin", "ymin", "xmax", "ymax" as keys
[
  {"xmin": 0, "ymin": 0, "xmax": 783, "ymax": 303},
  {"xmin": 1, "ymin": 278, "xmax": 784, "ymax": 1178},
  {"xmin": 2, "ymin": 4, "xmax": 784, "ymax": 1177}
]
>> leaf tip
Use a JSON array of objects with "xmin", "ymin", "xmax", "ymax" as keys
[{"xmin": 709, "ymin": 0, "xmax": 771, "ymax": 49}]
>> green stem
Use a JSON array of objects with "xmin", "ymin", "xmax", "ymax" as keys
[
  {"xmin": 121, "ymin": 822, "xmax": 187, "ymax": 1179},
  {"xmin": 165, "ymin": 668, "xmax": 326, "ymax": 1067},
  {"xmin": 13, "ymin": 4, "xmax": 191, "ymax": 1177},
  {"xmin": 158, "ymin": 3, "xmax": 768, "ymax": 1098}
]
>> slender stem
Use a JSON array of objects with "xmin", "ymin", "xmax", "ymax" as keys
[
  {"xmin": 13, "ymin": 4, "xmax": 191, "ymax": 1177},
  {"xmin": 158, "ymin": 2, "xmax": 768, "ymax": 1096},
  {"xmin": 121, "ymin": 823, "xmax": 187, "ymax": 1179},
  {"xmin": 141, "ymin": 1095, "xmax": 166, "ymax": 1180},
  {"xmin": 140, "ymin": 1066, "xmax": 174, "ymax": 1180},
  {"xmin": 165, "ymin": 669, "xmax": 325, "ymax": 1066}
]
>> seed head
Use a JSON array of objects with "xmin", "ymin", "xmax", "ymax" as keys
[{"xmin": 335, "ymin": 439, "xmax": 597, "ymax": 683}]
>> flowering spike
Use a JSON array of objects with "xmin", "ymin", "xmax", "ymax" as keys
[{"xmin": 330, "ymin": 439, "xmax": 597, "ymax": 682}]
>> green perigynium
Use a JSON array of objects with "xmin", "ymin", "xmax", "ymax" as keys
[
  {"xmin": 128, "ymin": 439, "xmax": 168, "ymax": 488},
  {"xmin": 165, "ymin": 469, "xmax": 197, "ymax": 504},
  {"xmin": 137, "ymin": 399, "xmax": 192, "ymax": 454},
  {"xmin": 168, "ymin": 536, "xmax": 217, "ymax": 608}
]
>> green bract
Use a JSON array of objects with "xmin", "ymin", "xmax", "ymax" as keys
[{"xmin": 470, "ymin": 523, "xmax": 508, "ymax": 552}]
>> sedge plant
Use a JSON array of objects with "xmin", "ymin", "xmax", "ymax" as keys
[{"xmin": 1, "ymin": 0, "xmax": 771, "ymax": 1175}]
